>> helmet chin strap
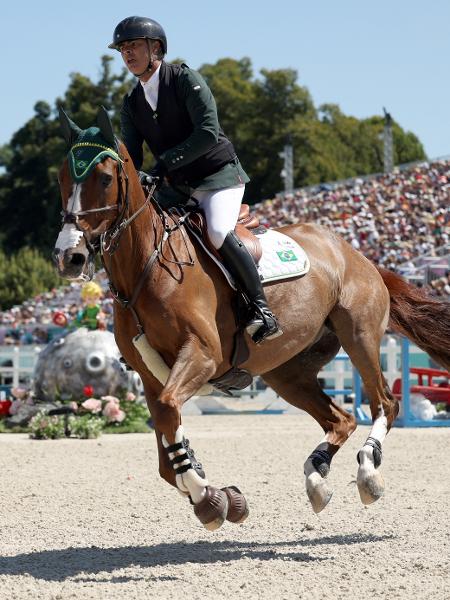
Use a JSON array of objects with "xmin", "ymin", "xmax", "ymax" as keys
[
  {"xmin": 134, "ymin": 39, "xmax": 154, "ymax": 78},
  {"xmin": 134, "ymin": 64, "xmax": 152, "ymax": 78}
]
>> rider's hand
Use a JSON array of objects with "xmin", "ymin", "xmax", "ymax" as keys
[
  {"xmin": 138, "ymin": 171, "xmax": 152, "ymax": 187},
  {"xmin": 149, "ymin": 160, "xmax": 167, "ymax": 188}
]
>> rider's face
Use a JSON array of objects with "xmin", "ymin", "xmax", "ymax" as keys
[{"xmin": 119, "ymin": 39, "xmax": 150, "ymax": 76}]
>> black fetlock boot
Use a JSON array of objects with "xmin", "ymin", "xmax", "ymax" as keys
[{"xmin": 218, "ymin": 231, "xmax": 283, "ymax": 344}]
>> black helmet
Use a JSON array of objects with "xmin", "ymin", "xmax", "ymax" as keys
[{"xmin": 109, "ymin": 16, "xmax": 167, "ymax": 54}]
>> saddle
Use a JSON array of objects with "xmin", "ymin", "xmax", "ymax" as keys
[
  {"xmin": 186, "ymin": 204, "xmax": 264, "ymax": 264},
  {"xmin": 181, "ymin": 203, "xmax": 265, "ymax": 395}
]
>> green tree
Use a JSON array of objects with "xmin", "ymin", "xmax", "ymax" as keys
[
  {"xmin": 0, "ymin": 56, "xmax": 130, "ymax": 255},
  {"xmin": 200, "ymin": 60, "xmax": 425, "ymax": 199},
  {"xmin": 0, "ymin": 247, "xmax": 62, "ymax": 309},
  {"xmin": 200, "ymin": 60, "xmax": 316, "ymax": 200},
  {"xmin": 0, "ymin": 55, "xmax": 427, "ymax": 259},
  {"xmin": 291, "ymin": 104, "xmax": 426, "ymax": 189},
  {"xmin": 199, "ymin": 57, "xmax": 255, "ymax": 146}
]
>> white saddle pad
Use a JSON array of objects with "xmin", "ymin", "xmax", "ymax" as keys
[
  {"xmin": 256, "ymin": 230, "xmax": 310, "ymax": 283},
  {"xmin": 187, "ymin": 223, "xmax": 309, "ymax": 288}
]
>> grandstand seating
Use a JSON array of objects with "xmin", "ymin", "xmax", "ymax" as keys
[{"xmin": 254, "ymin": 159, "xmax": 449, "ymax": 290}]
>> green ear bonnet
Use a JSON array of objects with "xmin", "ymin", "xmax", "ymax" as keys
[{"xmin": 68, "ymin": 127, "xmax": 122, "ymax": 183}]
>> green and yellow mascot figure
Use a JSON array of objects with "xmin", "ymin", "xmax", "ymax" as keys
[{"xmin": 73, "ymin": 282, "xmax": 106, "ymax": 330}]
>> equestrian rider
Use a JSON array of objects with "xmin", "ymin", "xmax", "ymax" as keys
[{"xmin": 109, "ymin": 16, "xmax": 282, "ymax": 344}]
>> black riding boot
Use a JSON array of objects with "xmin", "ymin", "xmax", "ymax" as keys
[{"xmin": 218, "ymin": 231, "xmax": 283, "ymax": 344}]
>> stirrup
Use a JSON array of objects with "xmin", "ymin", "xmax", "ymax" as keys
[{"xmin": 245, "ymin": 309, "xmax": 283, "ymax": 344}]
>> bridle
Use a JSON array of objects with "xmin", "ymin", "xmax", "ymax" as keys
[
  {"xmin": 60, "ymin": 142, "xmax": 133, "ymax": 258},
  {"xmin": 61, "ymin": 142, "xmax": 194, "ymax": 333}
]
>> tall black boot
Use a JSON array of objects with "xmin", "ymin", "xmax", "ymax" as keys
[{"xmin": 218, "ymin": 231, "xmax": 283, "ymax": 344}]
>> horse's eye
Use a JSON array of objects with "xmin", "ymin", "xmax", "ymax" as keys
[{"xmin": 100, "ymin": 173, "xmax": 113, "ymax": 188}]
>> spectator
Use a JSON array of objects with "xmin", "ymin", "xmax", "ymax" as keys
[
  {"xmin": 0, "ymin": 272, "xmax": 114, "ymax": 345},
  {"xmin": 255, "ymin": 159, "xmax": 449, "ymax": 294}
]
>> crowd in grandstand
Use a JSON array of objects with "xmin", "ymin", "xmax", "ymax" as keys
[
  {"xmin": 429, "ymin": 272, "xmax": 450, "ymax": 297},
  {"xmin": 0, "ymin": 160, "xmax": 448, "ymax": 346},
  {"xmin": 255, "ymin": 159, "xmax": 449, "ymax": 273},
  {"xmin": 0, "ymin": 274, "xmax": 114, "ymax": 346}
]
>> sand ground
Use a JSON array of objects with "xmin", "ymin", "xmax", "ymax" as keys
[{"xmin": 0, "ymin": 414, "xmax": 449, "ymax": 600}]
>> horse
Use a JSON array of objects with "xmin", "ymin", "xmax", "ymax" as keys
[{"xmin": 53, "ymin": 106, "xmax": 450, "ymax": 530}]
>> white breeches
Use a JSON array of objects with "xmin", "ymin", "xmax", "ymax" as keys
[{"xmin": 192, "ymin": 185, "xmax": 245, "ymax": 249}]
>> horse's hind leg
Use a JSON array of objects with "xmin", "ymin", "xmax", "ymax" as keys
[
  {"xmin": 329, "ymin": 288, "xmax": 399, "ymax": 505},
  {"xmin": 262, "ymin": 330, "xmax": 357, "ymax": 513}
]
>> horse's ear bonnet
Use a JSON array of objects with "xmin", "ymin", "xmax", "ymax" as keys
[
  {"xmin": 58, "ymin": 106, "xmax": 82, "ymax": 147},
  {"xmin": 58, "ymin": 106, "xmax": 121, "ymax": 182},
  {"xmin": 96, "ymin": 106, "xmax": 117, "ymax": 149}
]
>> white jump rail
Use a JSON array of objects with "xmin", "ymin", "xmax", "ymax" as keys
[{"xmin": 0, "ymin": 345, "xmax": 44, "ymax": 388}]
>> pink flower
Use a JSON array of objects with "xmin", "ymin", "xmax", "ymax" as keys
[
  {"xmin": 101, "ymin": 395, "xmax": 119, "ymax": 404},
  {"xmin": 11, "ymin": 387, "xmax": 27, "ymax": 399},
  {"xmin": 9, "ymin": 399, "xmax": 23, "ymax": 415},
  {"xmin": 68, "ymin": 401, "xmax": 78, "ymax": 412},
  {"xmin": 103, "ymin": 401, "xmax": 126, "ymax": 423},
  {"xmin": 81, "ymin": 398, "xmax": 102, "ymax": 413},
  {"xmin": 126, "ymin": 392, "xmax": 136, "ymax": 402}
]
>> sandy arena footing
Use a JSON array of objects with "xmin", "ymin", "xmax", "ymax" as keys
[{"xmin": 0, "ymin": 414, "xmax": 449, "ymax": 600}]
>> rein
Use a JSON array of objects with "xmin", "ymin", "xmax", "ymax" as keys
[
  {"xmin": 103, "ymin": 189, "xmax": 195, "ymax": 334},
  {"xmin": 63, "ymin": 140, "xmax": 195, "ymax": 333},
  {"xmin": 97, "ymin": 179, "xmax": 194, "ymax": 334}
]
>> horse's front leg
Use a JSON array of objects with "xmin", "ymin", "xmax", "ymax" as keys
[{"xmin": 148, "ymin": 336, "xmax": 249, "ymax": 530}]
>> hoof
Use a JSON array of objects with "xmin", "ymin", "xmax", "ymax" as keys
[
  {"xmin": 357, "ymin": 469, "xmax": 385, "ymax": 505},
  {"xmin": 221, "ymin": 486, "xmax": 249, "ymax": 523},
  {"xmin": 304, "ymin": 458, "xmax": 333, "ymax": 514},
  {"xmin": 305, "ymin": 471, "xmax": 333, "ymax": 513},
  {"xmin": 193, "ymin": 486, "xmax": 229, "ymax": 531},
  {"xmin": 357, "ymin": 448, "xmax": 385, "ymax": 505}
]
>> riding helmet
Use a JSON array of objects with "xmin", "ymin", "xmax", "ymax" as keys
[{"xmin": 109, "ymin": 16, "xmax": 167, "ymax": 54}]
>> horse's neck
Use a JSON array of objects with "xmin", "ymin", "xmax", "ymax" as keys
[{"xmin": 107, "ymin": 191, "xmax": 162, "ymax": 297}]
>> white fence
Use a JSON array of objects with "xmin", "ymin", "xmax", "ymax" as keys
[
  {"xmin": 317, "ymin": 335, "xmax": 431, "ymax": 404},
  {"xmin": 0, "ymin": 345, "xmax": 44, "ymax": 389},
  {"xmin": 0, "ymin": 336, "xmax": 430, "ymax": 399}
]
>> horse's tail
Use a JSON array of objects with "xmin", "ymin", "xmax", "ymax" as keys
[{"xmin": 377, "ymin": 267, "xmax": 450, "ymax": 371}]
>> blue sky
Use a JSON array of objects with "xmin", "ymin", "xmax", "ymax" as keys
[{"xmin": 2, "ymin": 0, "xmax": 450, "ymax": 158}]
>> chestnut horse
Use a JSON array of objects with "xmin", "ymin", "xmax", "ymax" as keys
[{"xmin": 54, "ymin": 108, "xmax": 450, "ymax": 529}]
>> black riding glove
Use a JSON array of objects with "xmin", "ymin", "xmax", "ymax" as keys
[
  {"xmin": 149, "ymin": 160, "xmax": 168, "ymax": 188},
  {"xmin": 138, "ymin": 171, "xmax": 152, "ymax": 187}
]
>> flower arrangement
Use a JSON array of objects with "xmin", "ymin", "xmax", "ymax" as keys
[
  {"xmin": 9, "ymin": 386, "xmax": 34, "ymax": 415},
  {"xmin": 29, "ymin": 411, "xmax": 66, "ymax": 440},
  {"xmin": 61, "ymin": 390, "xmax": 150, "ymax": 437},
  {"xmin": 1, "ymin": 383, "xmax": 151, "ymax": 438},
  {"xmin": 68, "ymin": 413, "xmax": 105, "ymax": 439},
  {"xmin": 0, "ymin": 387, "xmax": 35, "ymax": 432}
]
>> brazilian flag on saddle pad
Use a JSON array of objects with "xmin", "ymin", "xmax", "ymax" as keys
[{"xmin": 276, "ymin": 249, "xmax": 298, "ymax": 262}]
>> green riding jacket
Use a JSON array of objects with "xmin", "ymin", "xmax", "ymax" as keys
[{"xmin": 120, "ymin": 62, "xmax": 249, "ymax": 201}]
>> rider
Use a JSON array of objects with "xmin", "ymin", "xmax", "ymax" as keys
[{"xmin": 109, "ymin": 16, "xmax": 282, "ymax": 344}]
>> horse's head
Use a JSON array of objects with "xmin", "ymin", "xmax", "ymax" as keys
[{"xmin": 54, "ymin": 106, "xmax": 128, "ymax": 281}]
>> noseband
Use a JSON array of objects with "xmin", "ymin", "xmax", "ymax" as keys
[{"xmin": 61, "ymin": 142, "xmax": 132, "ymax": 256}]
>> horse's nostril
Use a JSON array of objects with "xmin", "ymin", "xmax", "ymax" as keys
[{"xmin": 70, "ymin": 253, "xmax": 86, "ymax": 266}]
